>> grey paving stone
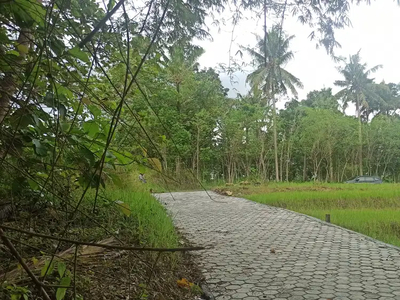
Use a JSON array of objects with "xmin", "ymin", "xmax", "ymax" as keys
[{"xmin": 157, "ymin": 191, "xmax": 400, "ymax": 299}]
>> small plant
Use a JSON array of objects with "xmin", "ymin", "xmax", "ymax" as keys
[
  {"xmin": 190, "ymin": 284, "xmax": 203, "ymax": 295},
  {"xmin": 39, "ymin": 260, "xmax": 72, "ymax": 300},
  {"xmin": 56, "ymin": 262, "xmax": 72, "ymax": 300},
  {"xmin": 4, "ymin": 284, "xmax": 31, "ymax": 300},
  {"xmin": 139, "ymin": 283, "xmax": 149, "ymax": 300}
]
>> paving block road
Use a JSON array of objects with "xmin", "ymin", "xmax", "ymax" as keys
[{"xmin": 156, "ymin": 191, "xmax": 400, "ymax": 300}]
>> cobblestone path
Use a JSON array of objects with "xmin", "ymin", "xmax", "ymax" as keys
[{"xmin": 156, "ymin": 191, "xmax": 400, "ymax": 300}]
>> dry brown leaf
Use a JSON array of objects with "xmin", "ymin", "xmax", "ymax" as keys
[{"xmin": 177, "ymin": 278, "xmax": 194, "ymax": 289}]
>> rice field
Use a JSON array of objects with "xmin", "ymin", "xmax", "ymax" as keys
[{"xmin": 240, "ymin": 183, "xmax": 400, "ymax": 247}]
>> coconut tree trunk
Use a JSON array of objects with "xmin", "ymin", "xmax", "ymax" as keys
[
  {"xmin": 245, "ymin": 127, "xmax": 250, "ymax": 178},
  {"xmin": 279, "ymin": 141, "xmax": 284, "ymax": 182},
  {"xmin": 356, "ymin": 94, "xmax": 363, "ymax": 176},
  {"xmin": 259, "ymin": 133, "xmax": 266, "ymax": 180},
  {"xmin": 329, "ymin": 142, "xmax": 334, "ymax": 182},
  {"xmin": 272, "ymin": 98, "xmax": 279, "ymax": 181},
  {"xmin": 286, "ymin": 138, "xmax": 291, "ymax": 182},
  {"xmin": 196, "ymin": 124, "xmax": 200, "ymax": 179}
]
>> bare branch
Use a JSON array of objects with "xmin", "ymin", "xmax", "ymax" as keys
[{"xmin": 0, "ymin": 225, "xmax": 207, "ymax": 252}]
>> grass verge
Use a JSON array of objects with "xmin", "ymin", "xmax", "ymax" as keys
[{"xmin": 104, "ymin": 185, "xmax": 178, "ymax": 249}]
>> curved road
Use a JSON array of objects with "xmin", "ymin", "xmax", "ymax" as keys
[{"xmin": 157, "ymin": 191, "xmax": 400, "ymax": 300}]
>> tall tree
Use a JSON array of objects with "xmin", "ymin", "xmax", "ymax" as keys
[
  {"xmin": 302, "ymin": 88, "xmax": 340, "ymax": 111},
  {"xmin": 245, "ymin": 25, "xmax": 303, "ymax": 181},
  {"xmin": 334, "ymin": 51, "xmax": 382, "ymax": 176}
]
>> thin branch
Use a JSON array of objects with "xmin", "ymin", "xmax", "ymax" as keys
[
  {"xmin": 73, "ymin": 245, "xmax": 78, "ymax": 300},
  {"xmin": 78, "ymin": 0, "xmax": 125, "ymax": 48},
  {"xmin": 0, "ymin": 225, "xmax": 207, "ymax": 252}
]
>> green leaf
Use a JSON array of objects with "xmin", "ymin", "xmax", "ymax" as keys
[
  {"xmin": 113, "ymin": 151, "xmax": 131, "ymax": 164},
  {"xmin": 69, "ymin": 47, "xmax": 90, "ymax": 63},
  {"xmin": 107, "ymin": 0, "xmax": 115, "ymax": 11},
  {"xmin": 58, "ymin": 262, "xmax": 66, "ymax": 278},
  {"xmin": 15, "ymin": 0, "xmax": 46, "ymax": 25},
  {"xmin": 11, "ymin": 294, "xmax": 19, "ymax": 300},
  {"xmin": 10, "ymin": 109, "xmax": 35, "ymax": 128},
  {"xmin": 95, "ymin": 133, "xmax": 107, "ymax": 141},
  {"xmin": 88, "ymin": 105, "xmax": 101, "ymax": 118},
  {"xmin": 56, "ymin": 85, "xmax": 73, "ymax": 100},
  {"xmin": 17, "ymin": 44, "xmax": 29, "ymax": 55},
  {"xmin": 83, "ymin": 121, "xmax": 100, "ymax": 138},
  {"xmin": 41, "ymin": 260, "xmax": 55, "ymax": 277},
  {"xmin": 0, "ymin": 30, "xmax": 9, "ymax": 43},
  {"xmin": 32, "ymin": 257, "xmax": 39, "ymax": 265},
  {"xmin": 56, "ymin": 276, "xmax": 71, "ymax": 300},
  {"xmin": 32, "ymin": 139, "xmax": 48, "ymax": 156},
  {"xmin": 59, "ymin": 104, "xmax": 67, "ymax": 118},
  {"xmin": 60, "ymin": 121, "xmax": 70, "ymax": 133},
  {"xmin": 80, "ymin": 147, "xmax": 95, "ymax": 167},
  {"xmin": 7, "ymin": 50, "xmax": 20, "ymax": 56},
  {"xmin": 78, "ymin": 173, "xmax": 91, "ymax": 188},
  {"xmin": 28, "ymin": 179, "xmax": 39, "ymax": 191},
  {"xmin": 43, "ymin": 92, "xmax": 55, "ymax": 107}
]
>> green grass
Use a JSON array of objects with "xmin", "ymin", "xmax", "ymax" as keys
[
  {"xmin": 244, "ymin": 183, "xmax": 400, "ymax": 247},
  {"xmin": 105, "ymin": 187, "xmax": 178, "ymax": 248},
  {"xmin": 104, "ymin": 169, "xmax": 178, "ymax": 248}
]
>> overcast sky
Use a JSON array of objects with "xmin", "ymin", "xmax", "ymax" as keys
[{"xmin": 194, "ymin": 0, "xmax": 400, "ymax": 109}]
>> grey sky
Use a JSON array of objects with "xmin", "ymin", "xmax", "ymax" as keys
[{"xmin": 195, "ymin": 1, "xmax": 400, "ymax": 109}]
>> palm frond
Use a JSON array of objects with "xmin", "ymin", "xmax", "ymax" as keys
[{"xmin": 366, "ymin": 64, "xmax": 383, "ymax": 75}]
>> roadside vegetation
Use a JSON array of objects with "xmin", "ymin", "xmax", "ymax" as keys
[{"xmin": 1, "ymin": 167, "xmax": 203, "ymax": 300}]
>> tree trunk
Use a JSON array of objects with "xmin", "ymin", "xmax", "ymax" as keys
[
  {"xmin": 303, "ymin": 154, "xmax": 307, "ymax": 181},
  {"xmin": 272, "ymin": 98, "xmax": 279, "ymax": 181},
  {"xmin": 245, "ymin": 127, "xmax": 250, "ymax": 178},
  {"xmin": 356, "ymin": 94, "xmax": 363, "ymax": 175},
  {"xmin": 259, "ymin": 134, "xmax": 266, "ymax": 180},
  {"xmin": 279, "ymin": 141, "xmax": 284, "ymax": 182},
  {"xmin": 329, "ymin": 142, "xmax": 334, "ymax": 182},
  {"xmin": 196, "ymin": 124, "xmax": 200, "ymax": 179},
  {"xmin": 286, "ymin": 139, "xmax": 291, "ymax": 182}
]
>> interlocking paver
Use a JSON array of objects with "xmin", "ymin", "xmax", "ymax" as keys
[{"xmin": 157, "ymin": 191, "xmax": 400, "ymax": 299}]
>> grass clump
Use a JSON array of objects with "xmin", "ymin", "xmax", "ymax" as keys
[
  {"xmin": 105, "ymin": 187, "xmax": 178, "ymax": 248},
  {"xmin": 105, "ymin": 168, "xmax": 178, "ymax": 248}
]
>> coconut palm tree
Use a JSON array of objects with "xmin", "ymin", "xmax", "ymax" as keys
[
  {"xmin": 244, "ymin": 25, "xmax": 303, "ymax": 182},
  {"xmin": 334, "ymin": 51, "xmax": 382, "ymax": 176}
]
